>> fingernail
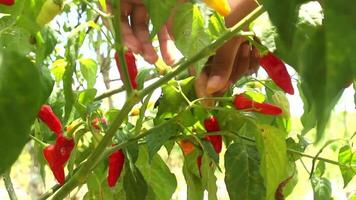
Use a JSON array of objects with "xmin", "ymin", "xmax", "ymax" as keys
[{"xmin": 207, "ymin": 76, "xmax": 222, "ymax": 94}]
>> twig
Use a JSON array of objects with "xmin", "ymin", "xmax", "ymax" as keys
[{"xmin": 3, "ymin": 170, "xmax": 17, "ymax": 200}]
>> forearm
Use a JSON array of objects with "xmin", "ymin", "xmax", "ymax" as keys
[{"xmin": 225, "ymin": 0, "xmax": 259, "ymax": 27}]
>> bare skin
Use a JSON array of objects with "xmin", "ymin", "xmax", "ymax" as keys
[{"xmin": 108, "ymin": 0, "xmax": 260, "ymax": 100}]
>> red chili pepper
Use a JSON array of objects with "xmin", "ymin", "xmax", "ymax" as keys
[
  {"xmin": 234, "ymin": 94, "xmax": 283, "ymax": 116},
  {"xmin": 43, "ymin": 145, "xmax": 65, "ymax": 184},
  {"xmin": 38, "ymin": 105, "xmax": 62, "ymax": 136},
  {"xmin": 115, "ymin": 51, "xmax": 138, "ymax": 89},
  {"xmin": 92, "ymin": 117, "xmax": 107, "ymax": 130},
  {"xmin": 197, "ymin": 116, "xmax": 223, "ymax": 175},
  {"xmin": 43, "ymin": 134, "xmax": 74, "ymax": 185},
  {"xmin": 259, "ymin": 52, "xmax": 294, "ymax": 95},
  {"xmin": 203, "ymin": 116, "xmax": 222, "ymax": 153},
  {"xmin": 107, "ymin": 149, "xmax": 125, "ymax": 187},
  {"xmin": 54, "ymin": 134, "xmax": 75, "ymax": 165},
  {"xmin": 0, "ymin": 0, "xmax": 15, "ymax": 6}
]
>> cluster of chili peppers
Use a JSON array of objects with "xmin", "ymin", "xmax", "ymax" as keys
[
  {"xmin": 107, "ymin": 147, "xmax": 125, "ymax": 187},
  {"xmin": 234, "ymin": 93, "xmax": 283, "ymax": 115},
  {"xmin": 0, "ymin": 0, "xmax": 14, "ymax": 6},
  {"xmin": 38, "ymin": 105, "xmax": 74, "ymax": 185},
  {"xmin": 259, "ymin": 52, "xmax": 294, "ymax": 95},
  {"xmin": 115, "ymin": 50, "xmax": 138, "ymax": 89}
]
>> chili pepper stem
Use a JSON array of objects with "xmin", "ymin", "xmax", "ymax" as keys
[{"xmin": 29, "ymin": 135, "xmax": 48, "ymax": 147}]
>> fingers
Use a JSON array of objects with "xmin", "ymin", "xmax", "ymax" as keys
[
  {"xmin": 206, "ymin": 37, "xmax": 243, "ymax": 95},
  {"xmin": 194, "ymin": 67, "xmax": 215, "ymax": 107},
  {"xmin": 249, "ymin": 46, "xmax": 260, "ymax": 75},
  {"xmin": 229, "ymin": 42, "xmax": 251, "ymax": 83},
  {"xmin": 120, "ymin": 2, "xmax": 143, "ymax": 54},
  {"xmin": 131, "ymin": 5, "xmax": 158, "ymax": 63},
  {"xmin": 158, "ymin": 25, "xmax": 178, "ymax": 65}
]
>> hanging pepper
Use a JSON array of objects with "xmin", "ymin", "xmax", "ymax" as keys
[
  {"xmin": 203, "ymin": 116, "xmax": 222, "ymax": 153},
  {"xmin": 36, "ymin": 0, "xmax": 62, "ymax": 27},
  {"xmin": 259, "ymin": 52, "xmax": 294, "ymax": 95},
  {"xmin": 38, "ymin": 104, "xmax": 62, "ymax": 136},
  {"xmin": 234, "ymin": 93, "xmax": 283, "ymax": 115},
  {"xmin": 115, "ymin": 51, "xmax": 138, "ymax": 89},
  {"xmin": 203, "ymin": 0, "xmax": 231, "ymax": 16},
  {"xmin": 179, "ymin": 139, "xmax": 195, "ymax": 155},
  {"xmin": 197, "ymin": 116, "xmax": 223, "ymax": 175},
  {"xmin": 43, "ymin": 144, "xmax": 65, "ymax": 184},
  {"xmin": 0, "ymin": 0, "xmax": 14, "ymax": 6},
  {"xmin": 107, "ymin": 148, "xmax": 125, "ymax": 187},
  {"xmin": 43, "ymin": 134, "xmax": 74, "ymax": 185},
  {"xmin": 54, "ymin": 134, "xmax": 75, "ymax": 165}
]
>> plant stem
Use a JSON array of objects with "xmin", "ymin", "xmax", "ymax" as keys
[
  {"xmin": 3, "ymin": 171, "xmax": 17, "ymax": 200},
  {"xmin": 94, "ymin": 86, "xmax": 126, "ymax": 101}
]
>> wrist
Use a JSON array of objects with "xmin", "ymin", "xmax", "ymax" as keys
[{"xmin": 225, "ymin": 0, "xmax": 259, "ymax": 28}]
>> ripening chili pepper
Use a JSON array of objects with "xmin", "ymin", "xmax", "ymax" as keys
[
  {"xmin": 234, "ymin": 94, "xmax": 283, "ymax": 115},
  {"xmin": 38, "ymin": 104, "xmax": 62, "ymax": 136},
  {"xmin": 275, "ymin": 175, "xmax": 294, "ymax": 200},
  {"xmin": 259, "ymin": 52, "xmax": 294, "ymax": 95},
  {"xmin": 107, "ymin": 149, "xmax": 125, "ymax": 187},
  {"xmin": 115, "ymin": 51, "xmax": 138, "ymax": 89},
  {"xmin": 43, "ymin": 145, "xmax": 65, "ymax": 184},
  {"xmin": 179, "ymin": 140, "xmax": 195, "ymax": 155},
  {"xmin": 203, "ymin": 0, "xmax": 231, "ymax": 16},
  {"xmin": 92, "ymin": 117, "xmax": 107, "ymax": 130},
  {"xmin": 0, "ymin": 0, "xmax": 15, "ymax": 6},
  {"xmin": 36, "ymin": 0, "xmax": 62, "ymax": 27}
]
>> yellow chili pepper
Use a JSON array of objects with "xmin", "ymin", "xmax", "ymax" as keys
[{"xmin": 203, "ymin": 0, "xmax": 231, "ymax": 16}]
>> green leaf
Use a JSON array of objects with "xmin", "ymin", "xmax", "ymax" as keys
[
  {"xmin": 142, "ymin": 0, "xmax": 176, "ymax": 36},
  {"xmin": 51, "ymin": 59, "xmax": 67, "ymax": 83},
  {"xmin": 315, "ymin": 161, "xmax": 326, "ymax": 178},
  {"xmin": 0, "ymin": 50, "xmax": 42, "ymax": 174},
  {"xmin": 80, "ymin": 58, "xmax": 98, "ymax": 89},
  {"xmin": 224, "ymin": 143, "xmax": 266, "ymax": 200},
  {"xmin": 200, "ymin": 139, "xmax": 219, "ymax": 165},
  {"xmin": 201, "ymin": 153, "xmax": 217, "ymax": 200},
  {"xmin": 85, "ymin": 163, "xmax": 114, "ymax": 200},
  {"xmin": 260, "ymin": 0, "xmax": 307, "ymax": 47},
  {"xmin": 183, "ymin": 151, "xmax": 204, "ymax": 200},
  {"xmin": 338, "ymin": 145, "xmax": 356, "ymax": 188},
  {"xmin": 39, "ymin": 65, "xmax": 54, "ymax": 103},
  {"xmin": 311, "ymin": 177, "xmax": 332, "ymax": 200},
  {"xmin": 136, "ymin": 147, "xmax": 177, "ymax": 200},
  {"xmin": 172, "ymin": 3, "xmax": 213, "ymax": 74},
  {"xmin": 255, "ymin": 125, "xmax": 289, "ymax": 200},
  {"xmin": 207, "ymin": 13, "xmax": 227, "ymax": 39},
  {"xmin": 123, "ymin": 166, "xmax": 148, "ymax": 200},
  {"xmin": 36, "ymin": 28, "xmax": 57, "ymax": 62},
  {"xmin": 156, "ymin": 77, "xmax": 195, "ymax": 121},
  {"xmin": 324, "ymin": 0, "xmax": 356, "ymax": 80},
  {"xmin": 146, "ymin": 121, "xmax": 181, "ymax": 160}
]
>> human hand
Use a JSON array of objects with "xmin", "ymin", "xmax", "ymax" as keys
[
  {"xmin": 195, "ymin": 38, "xmax": 260, "ymax": 101},
  {"xmin": 194, "ymin": 0, "xmax": 260, "ymax": 104},
  {"xmin": 107, "ymin": 0, "xmax": 178, "ymax": 65}
]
